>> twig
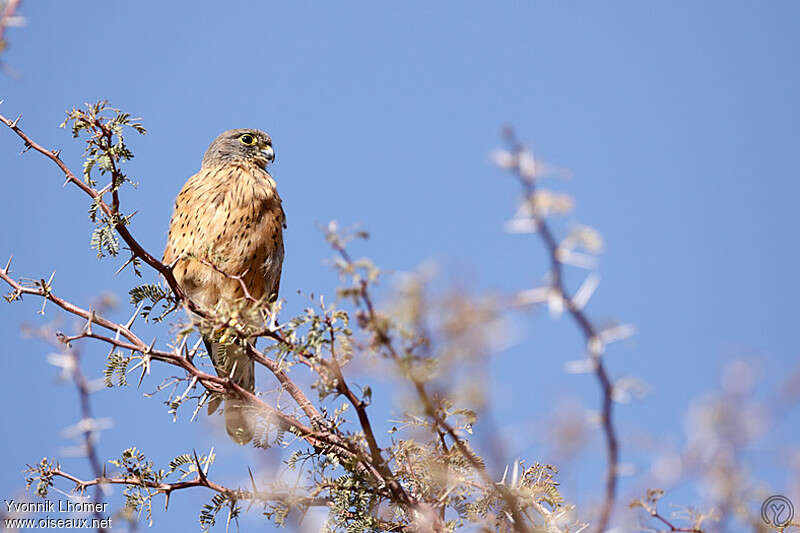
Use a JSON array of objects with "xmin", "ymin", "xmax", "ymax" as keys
[
  {"xmin": 331, "ymin": 241, "xmax": 531, "ymax": 533},
  {"xmin": 0, "ymin": 264, "xmax": 358, "ymax": 462},
  {"xmin": 47, "ymin": 467, "xmax": 329, "ymax": 510},
  {"xmin": 69, "ymin": 351, "xmax": 109, "ymax": 532},
  {"xmin": 0, "ymin": 112, "xmax": 193, "ymax": 310},
  {"xmin": 502, "ymin": 127, "xmax": 619, "ymax": 533},
  {"xmin": 650, "ymin": 510, "xmax": 703, "ymax": 533}
]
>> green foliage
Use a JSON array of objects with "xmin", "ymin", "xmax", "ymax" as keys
[
  {"xmin": 108, "ymin": 447, "xmax": 160, "ymax": 525},
  {"xmin": 129, "ymin": 282, "xmax": 179, "ymax": 322},
  {"xmin": 89, "ymin": 223, "xmax": 119, "ymax": 258},
  {"xmin": 60, "ymin": 100, "xmax": 145, "ymax": 258},
  {"xmin": 104, "ymin": 351, "xmax": 132, "ymax": 387},
  {"xmin": 105, "ymin": 447, "xmax": 217, "ymax": 527},
  {"xmin": 61, "ymin": 100, "xmax": 145, "ymax": 187},
  {"xmin": 200, "ymin": 493, "xmax": 240, "ymax": 532},
  {"xmin": 14, "ymin": 104, "xmax": 621, "ymax": 533},
  {"xmin": 24, "ymin": 458, "xmax": 57, "ymax": 499}
]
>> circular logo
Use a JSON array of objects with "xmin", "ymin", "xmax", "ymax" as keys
[{"xmin": 761, "ymin": 495, "xmax": 794, "ymax": 528}]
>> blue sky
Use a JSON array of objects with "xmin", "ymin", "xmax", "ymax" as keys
[{"xmin": 1, "ymin": 1, "xmax": 798, "ymax": 531}]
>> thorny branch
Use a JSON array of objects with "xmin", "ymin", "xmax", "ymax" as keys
[
  {"xmin": 0, "ymin": 109, "xmax": 422, "ymax": 528},
  {"xmin": 0, "ymin": 111, "xmax": 193, "ymax": 308},
  {"xmin": 650, "ymin": 511, "xmax": 703, "ymax": 533},
  {"xmin": 1, "ymin": 105, "xmax": 609, "ymax": 532},
  {"xmin": 30, "ymin": 322, "xmax": 112, "ymax": 533},
  {"xmin": 499, "ymin": 127, "xmax": 619, "ymax": 533},
  {"xmin": 43, "ymin": 465, "xmax": 329, "ymax": 512},
  {"xmin": 70, "ymin": 351, "xmax": 110, "ymax": 532},
  {"xmin": 329, "ymin": 239, "xmax": 532, "ymax": 533},
  {"xmin": 630, "ymin": 490, "xmax": 706, "ymax": 533},
  {"xmin": 0, "ymin": 260, "xmax": 359, "ymax": 462}
]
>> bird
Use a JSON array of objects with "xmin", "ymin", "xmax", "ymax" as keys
[{"xmin": 163, "ymin": 129, "xmax": 285, "ymax": 444}]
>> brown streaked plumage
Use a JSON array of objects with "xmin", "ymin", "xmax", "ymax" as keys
[{"xmin": 163, "ymin": 128, "xmax": 285, "ymax": 445}]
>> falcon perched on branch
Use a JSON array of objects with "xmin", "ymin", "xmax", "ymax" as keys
[{"xmin": 163, "ymin": 129, "xmax": 285, "ymax": 444}]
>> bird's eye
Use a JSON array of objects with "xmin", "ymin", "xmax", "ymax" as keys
[{"xmin": 239, "ymin": 134, "xmax": 256, "ymax": 146}]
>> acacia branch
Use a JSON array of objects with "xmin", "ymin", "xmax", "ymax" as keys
[
  {"xmin": 502, "ymin": 127, "xmax": 619, "ymax": 533},
  {"xmin": 0, "ymin": 113, "xmax": 373, "ymax": 461},
  {"xmin": 184, "ymin": 256, "xmax": 391, "ymax": 474},
  {"xmin": 330, "ymin": 240, "xmax": 531, "ymax": 533},
  {"xmin": 46, "ymin": 466, "xmax": 329, "ymax": 511},
  {"xmin": 650, "ymin": 511, "xmax": 703, "ymax": 533},
  {"xmin": 0, "ymin": 0, "xmax": 20, "ymax": 47},
  {"xmin": 0, "ymin": 112, "xmax": 192, "ymax": 308},
  {"xmin": 1, "ymin": 106, "xmax": 490, "ymax": 530},
  {"xmin": 70, "ymin": 352, "xmax": 109, "ymax": 532},
  {"xmin": 325, "ymin": 316, "xmax": 387, "ymax": 480},
  {"xmin": 0, "ymin": 261, "xmax": 360, "ymax": 464},
  {"xmin": 191, "ymin": 255, "xmax": 412, "ymax": 505}
]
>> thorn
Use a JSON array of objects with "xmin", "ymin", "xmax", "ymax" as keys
[
  {"xmin": 187, "ymin": 337, "xmax": 203, "ymax": 362},
  {"xmin": 164, "ymin": 488, "xmax": 171, "ymax": 511},
  {"xmin": 3, "ymin": 255, "xmax": 12, "ymax": 274},
  {"xmin": 191, "ymin": 392, "xmax": 209, "ymax": 422},
  {"xmin": 84, "ymin": 309, "xmax": 95, "ymax": 336},
  {"xmin": 10, "ymin": 113, "xmax": 21, "ymax": 128},
  {"xmin": 96, "ymin": 182, "xmax": 113, "ymax": 196},
  {"xmin": 51, "ymin": 148, "xmax": 61, "ymax": 158},
  {"xmin": 145, "ymin": 337, "xmax": 156, "ymax": 354},
  {"xmin": 124, "ymin": 302, "xmax": 143, "ymax": 329},
  {"xmin": 192, "ymin": 449, "xmax": 208, "ymax": 484},
  {"xmin": 247, "ymin": 466, "xmax": 258, "ymax": 494},
  {"xmin": 135, "ymin": 353, "xmax": 151, "ymax": 389},
  {"xmin": 167, "ymin": 252, "xmax": 185, "ymax": 270},
  {"xmin": 205, "ymin": 447, "xmax": 214, "ymax": 476},
  {"xmin": 114, "ymin": 255, "xmax": 135, "ymax": 277},
  {"xmin": 137, "ymin": 363, "xmax": 147, "ymax": 389},
  {"xmin": 128, "ymin": 357, "xmax": 145, "ymax": 374},
  {"xmin": 176, "ymin": 376, "xmax": 197, "ymax": 404},
  {"xmin": 102, "ymin": 462, "xmax": 107, "ymax": 479},
  {"xmin": 175, "ymin": 335, "xmax": 188, "ymax": 357}
]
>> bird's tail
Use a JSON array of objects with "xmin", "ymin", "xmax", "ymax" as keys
[{"xmin": 205, "ymin": 338, "xmax": 255, "ymax": 445}]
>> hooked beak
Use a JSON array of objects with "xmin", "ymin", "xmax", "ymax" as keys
[{"xmin": 260, "ymin": 145, "xmax": 275, "ymax": 165}]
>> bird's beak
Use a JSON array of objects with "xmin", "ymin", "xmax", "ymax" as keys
[{"xmin": 260, "ymin": 145, "xmax": 275, "ymax": 165}]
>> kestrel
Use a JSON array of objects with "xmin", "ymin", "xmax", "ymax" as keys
[{"xmin": 163, "ymin": 129, "xmax": 285, "ymax": 444}]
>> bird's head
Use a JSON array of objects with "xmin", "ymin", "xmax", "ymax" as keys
[{"xmin": 201, "ymin": 128, "xmax": 275, "ymax": 169}]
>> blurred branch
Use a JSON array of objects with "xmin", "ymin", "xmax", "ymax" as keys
[
  {"xmin": 25, "ymin": 318, "xmax": 112, "ymax": 532},
  {"xmin": 329, "ymin": 237, "xmax": 531, "ymax": 533},
  {"xmin": 1, "ymin": 102, "xmax": 597, "ymax": 532},
  {"xmin": 0, "ymin": 0, "xmax": 22, "ymax": 56},
  {"xmin": 71, "ymin": 350, "xmax": 110, "ymax": 533},
  {"xmin": 499, "ymin": 126, "xmax": 619, "ymax": 533},
  {"xmin": 630, "ymin": 489, "xmax": 710, "ymax": 533}
]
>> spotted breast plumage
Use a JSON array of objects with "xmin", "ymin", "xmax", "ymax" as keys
[{"xmin": 163, "ymin": 129, "xmax": 285, "ymax": 444}]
